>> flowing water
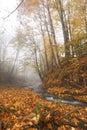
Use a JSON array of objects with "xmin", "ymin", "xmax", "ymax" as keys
[{"xmin": 26, "ymin": 82, "xmax": 87, "ymax": 107}]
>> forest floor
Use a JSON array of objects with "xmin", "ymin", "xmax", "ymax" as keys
[
  {"xmin": 42, "ymin": 54, "xmax": 87, "ymax": 129},
  {"xmin": 0, "ymin": 83, "xmax": 87, "ymax": 130},
  {"xmin": 0, "ymin": 55, "xmax": 87, "ymax": 130},
  {"xmin": 42, "ymin": 55, "xmax": 87, "ymax": 102}
]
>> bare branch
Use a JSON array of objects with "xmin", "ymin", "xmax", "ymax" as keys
[{"xmin": 4, "ymin": 0, "xmax": 24, "ymax": 19}]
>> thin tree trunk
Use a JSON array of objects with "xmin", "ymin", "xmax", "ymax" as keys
[
  {"xmin": 34, "ymin": 43, "xmax": 43, "ymax": 80},
  {"xmin": 46, "ymin": 3, "xmax": 61, "ymax": 68},
  {"xmin": 37, "ymin": 9, "xmax": 49, "ymax": 70},
  {"xmin": 32, "ymin": 31, "xmax": 43, "ymax": 80},
  {"xmin": 10, "ymin": 48, "xmax": 20, "ymax": 75},
  {"xmin": 42, "ymin": 2, "xmax": 58, "ymax": 68},
  {"xmin": 55, "ymin": 0, "xmax": 70, "ymax": 58},
  {"xmin": 67, "ymin": 5, "xmax": 74, "ymax": 57}
]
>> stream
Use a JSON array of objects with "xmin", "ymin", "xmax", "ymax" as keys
[{"xmin": 26, "ymin": 82, "xmax": 87, "ymax": 107}]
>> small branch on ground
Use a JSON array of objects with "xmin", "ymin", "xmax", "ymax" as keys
[{"xmin": 62, "ymin": 108, "xmax": 78, "ymax": 119}]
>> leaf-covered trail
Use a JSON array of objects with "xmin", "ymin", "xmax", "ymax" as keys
[{"xmin": 0, "ymin": 86, "xmax": 87, "ymax": 130}]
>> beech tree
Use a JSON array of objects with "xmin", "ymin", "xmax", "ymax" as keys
[
  {"xmin": 46, "ymin": 0, "xmax": 61, "ymax": 68},
  {"xmin": 10, "ymin": 28, "xmax": 27, "ymax": 75},
  {"xmin": 36, "ymin": 7, "xmax": 49, "ymax": 71},
  {"xmin": 16, "ymin": 0, "xmax": 87, "ymax": 79}
]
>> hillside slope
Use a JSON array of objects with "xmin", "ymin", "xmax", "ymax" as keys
[{"xmin": 42, "ymin": 54, "xmax": 87, "ymax": 101}]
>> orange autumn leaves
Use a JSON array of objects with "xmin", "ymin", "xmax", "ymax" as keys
[
  {"xmin": 0, "ymin": 87, "xmax": 87, "ymax": 130},
  {"xmin": 0, "ymin": 87, "xmax": 58, "ymax": 129}
]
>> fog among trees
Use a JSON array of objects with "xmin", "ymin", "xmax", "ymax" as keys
[
  {"xmin": 0, "ymin": 0, "xmax": 87, "ymax": 129},
  {"xmin": 0, "ymin": 0, "xmax": 87, "ymax": 84}
]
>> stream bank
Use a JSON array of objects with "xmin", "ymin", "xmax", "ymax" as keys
[
  {"xmin": 26, "ymin": 83, "xmax": 87, "ymax": 107},
  {"xmin": 0, "ymin": 83, "xmax": 87, "ymax": 130}
]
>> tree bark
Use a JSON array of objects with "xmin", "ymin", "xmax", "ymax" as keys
[
  {"xmin": 46, "ymin": 3, "xmax": 61, "ymax": 68},
  {"xmin": 55, "ymin": 0, "xmax": 70, "ymax": 58},
  {"xmin": 42, "ymin": 1, "xmax": 58, "ymax": 68},
  {"xmin": 37, "ymin": 9, "xmax": 49, "ymax": 70}
]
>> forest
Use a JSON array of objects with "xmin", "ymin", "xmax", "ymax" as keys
[{"xmin": 0, "ymin": 0, "xmax": 87, "ymax": 130}]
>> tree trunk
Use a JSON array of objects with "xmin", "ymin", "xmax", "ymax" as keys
[
  {"xmin": 46, "ymin": 3, "xmax": 61, "ymax": 68},
  {"xmin": 55, "ymin": 0, "xmax": 70, "ymax": 58},
  {"xmin": 10, "ymin": 48, "xmax": 20, "ymax": 75},
  {"xmin": 37, "ymin": 9, "xmax": 49, "ymax": 70},
  {"xmin": 43, "ymin": 2, "xmax": 58, "ymax": 68}
]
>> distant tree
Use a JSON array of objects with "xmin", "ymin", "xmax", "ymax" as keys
[{"xmin": 10, "ymin": 28, "xmax": 27, "ymax": 74}]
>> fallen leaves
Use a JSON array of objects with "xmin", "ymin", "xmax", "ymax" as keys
[
  {"xmin": 0, "ymin": 87, "xmax": 58, "ymax": 129},
  {"xmin": 0, "ymin": 86, "xmax": 87, "ymax": 130},
  {"xmin": 48, "ymin": 86, "xmax": 87, "ymax": 102}
]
